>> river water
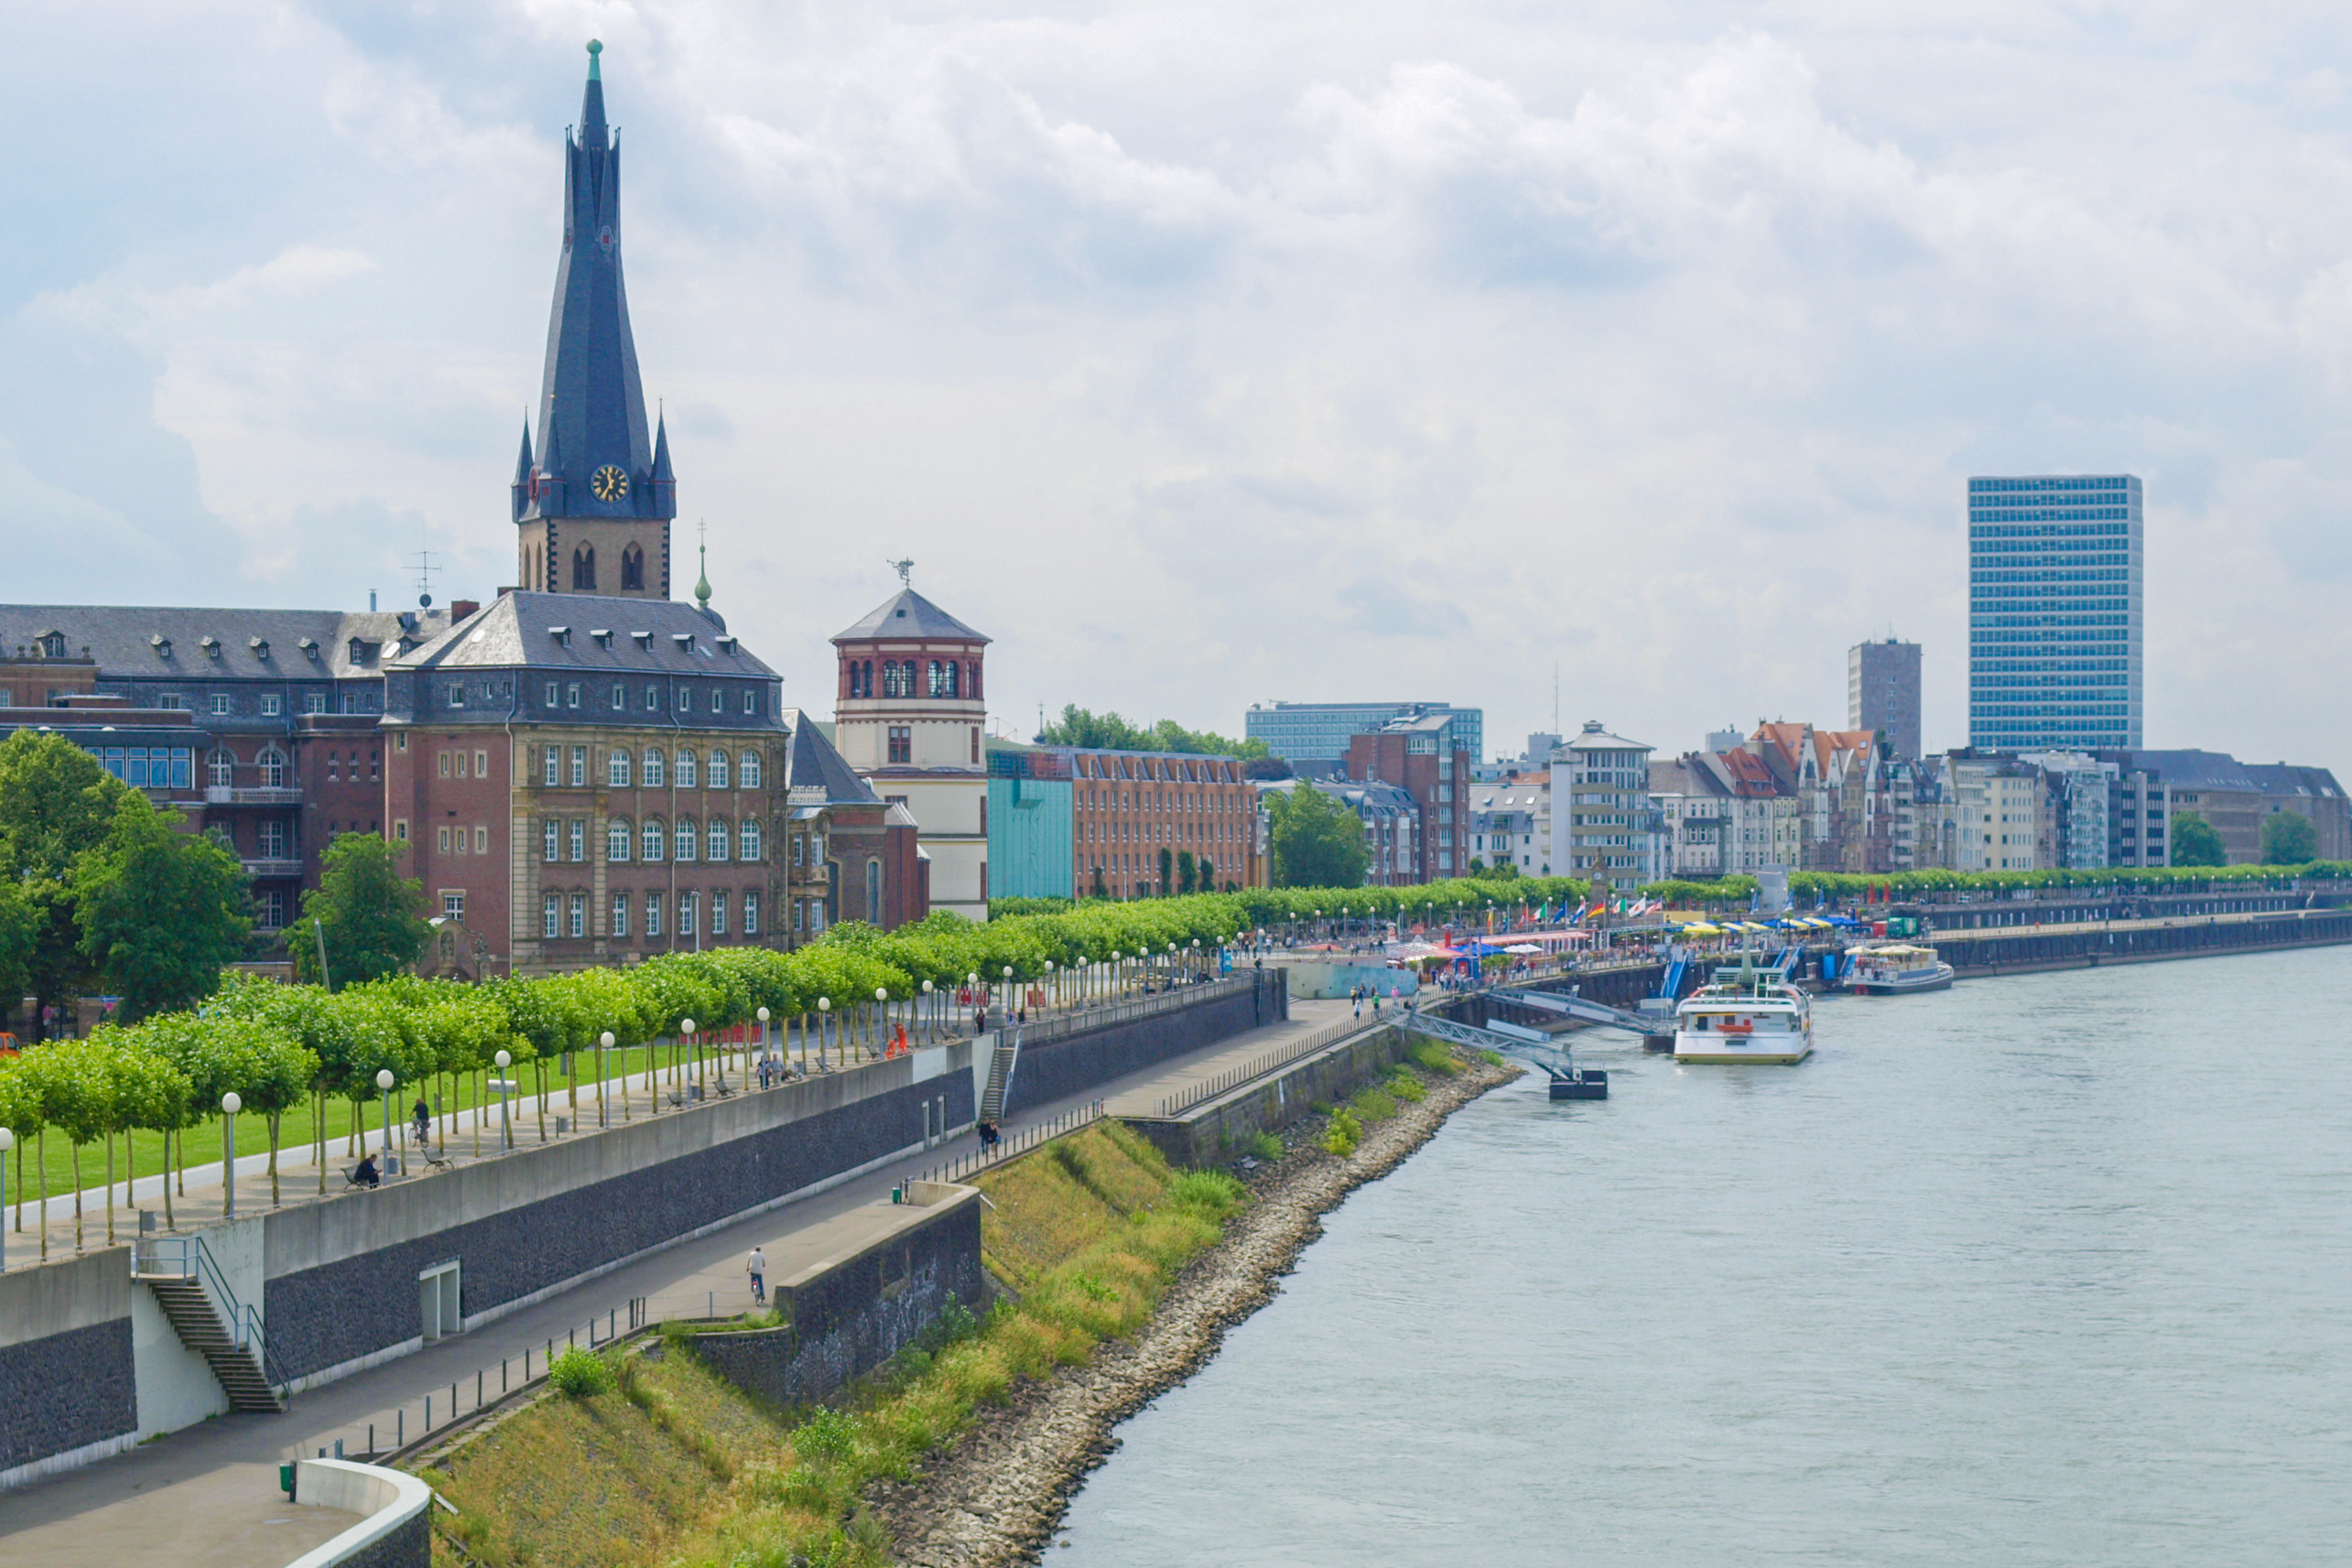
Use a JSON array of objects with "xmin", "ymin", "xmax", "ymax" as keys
[{"xmin": 1057, "ymin": 945, "xmax": 2352, "ymax": 1566}]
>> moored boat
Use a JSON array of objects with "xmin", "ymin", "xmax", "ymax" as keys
[
  {"xmin": 1840, "ymin": 943, "xmax": 1956, "ymax": 995},
  {"xmin": 1674, "ymin": 949, "xmax": 1814, "ymax": 1065}
]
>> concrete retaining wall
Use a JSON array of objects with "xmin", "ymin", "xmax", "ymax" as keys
[
  {"xmin": 686, "ymin": 1190, "xmax": 984, "ymax": 1411},
  {"xmin": 287, "ymin": 1457, "xmax": 433, "ymax": 1568},
  {"xmin": 264, "ymin": 1046, "xmax": 975, "ymax": 1384},
  {"xmin": 1004, "ymin": 972, "xmax": 1286, "ymax": 1116},
  {"xmin": 0, "ymin": 1248, "xmax": 138, "ymax": 1485},
  {"xmin": 1122, "ymin": 1024, "xmax": 1411, "ymax": 1169}
]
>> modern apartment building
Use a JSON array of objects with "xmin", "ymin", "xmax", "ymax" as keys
[
  {"xmin": 1343, "ymin": 710, "xmax": 1474, "ymax": 881},
  {"xmin": 1551, "ymin": 721, "xmax": 1658, "ymax": 893},
  {"xmin": 1848, "ymin": 638, "xmax": 1922, "ymax": 758},
  {"xmin": 1245, "ymin": 700, "xmax": 1482, "ymax": 773},
  {"xmin": 1967, "ymin": 473, "xmax": 2143, "ymax": 751},
  {"xmin": 1952, "ymin": 756, "xmax": 2054, "ymax": 871},
  {"xmin": 989, "ymin": 742, "xmax": 1264, "ymax": 900}
]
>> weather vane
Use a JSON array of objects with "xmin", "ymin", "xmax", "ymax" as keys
[{"xmin": 887, "ymin": 557, "xmax": 915, "ymax": 588}]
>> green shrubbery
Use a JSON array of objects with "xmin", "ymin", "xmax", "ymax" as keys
[
  {"xmin": 1249, "ymin": 1130, "xmax": 1284, "ymax": 1162},
  {"xmin": 547, "ymin": 1346, "xmax": 614, "ymax": 1398},
  {"xmin": 1322, "ymin": 1108, "xmax": 1362, "ymax": 1156}
]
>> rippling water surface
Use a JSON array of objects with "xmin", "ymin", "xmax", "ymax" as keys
[{"xmin": 1056, "ymin": 946, "xmax": 2352, "ymax": 1566}]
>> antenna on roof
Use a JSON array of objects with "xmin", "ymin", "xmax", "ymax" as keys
[
  {"xmin": 887, "ymin": 557, "xmax": 914, "ymax": 589},
  {"xmin": 412, "ymin": 549, "xmax": 441, "ymax": 610}
]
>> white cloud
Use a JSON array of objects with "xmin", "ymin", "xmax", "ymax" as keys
[{"xmin": 7, "ymin": 2, "xmax": 2352, "ymax": 767}]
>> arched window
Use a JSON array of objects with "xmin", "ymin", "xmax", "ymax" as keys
[
  {"xmin": 642, "ymin": 748, "xmax": 666, "ymax": 787},
  {"xmin": 739, "ymin": 819, "xmax": 762, "ymax": 861},
  {"xmin": 707, "ymin": 817, "xmax": 730, "ymax": 861},
  {"xmin": 739, "ymin": 750, "xmax": 762, "ymax": 789},
  {"xmin": 676, "ymin": 749, "xmax": 697, "ymax": 790},
  {"xmin": 572, "ymin": 545, "xmax": 597, "ymax": 590},
  {"xmin": 968, "ymin": 659, "xmax": 981, "ymax": 699},
  {"xmin": 257, "ymin": 746, "xmax": 287, "ymax": 787},
  {"xmin": 883, "ymin": 661, "xmax": 905, "ymax": 698},
  {"xmin": 621, "ymin": 542, "xmax": 645, "ymax": 590},
  {"xmin": 866, "ymin": 859, "xmax": 883, "ymax": 922},
  {"xmin": 902, "ymin": 660, "xmax": 918, "ymax": 696},
  {"xmin": 674, "ymin": 816, "xmax": 698, "ymax": 861},
  {"xmin": 608, "ymin": 750, "xmax": 632, "ymax": 788},
  {"xmin": 926, "ymin": 659, "xmax": 943, "ymax": 697},
  {"xmin": 607, "ymin": 817, "xmax": 632, "ymax": 861},
  {"xmin": 208, "ymin": 748, "xmax": 234, "ymax": 787},
  {"xmin": 945, "ymin": 660, "xmax": 959, "ymax": 697},
  {"xmin": 640, "ymin": 818, "xmax": 665, "ymax": 861},
  {"xmin": 708, "ymin": 750, "xmax": 729, "ymax": 790}
]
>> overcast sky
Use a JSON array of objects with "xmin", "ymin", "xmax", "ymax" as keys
[{"xmin": 8, "ymin": 2, "xmax": 2351, "ymax": 766}]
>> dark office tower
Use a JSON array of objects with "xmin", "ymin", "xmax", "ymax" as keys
[{"xmin": 1848, "ymin": 638, "xmax": 1921, "ymax": 758}]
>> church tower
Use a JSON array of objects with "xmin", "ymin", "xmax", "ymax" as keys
[{"xmin": 513, "ymin": 40, "xmax": 676, "ymax": 598}]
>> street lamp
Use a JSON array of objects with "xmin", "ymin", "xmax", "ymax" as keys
[
  {"xmin": 493, "ymin": 1050, "xmax": 513, "ymax": 1148},
  {"xmin": 756, "ymin": 1007, "xmax": 771, "ymax": 1083},
  {"xmin": 376, "ymin": 1067, "xmax": 396, "ymax": 1170},
  {"xmin": 221, "ymin": 1092, "xmax": 241, "ymax": 1217},
  {"xmin": 1003, "ymin": 964, "xmax": 1013, "ymax": 1019},
  {"xmin": 817, "ymin": 997, "xmax": 831, "ymax": 1069},
  {"xmin": 679, "ymin": 1019, "xmax": 698, "ymax": 1097},
  {"xmin": 920, "ymin": 979, "xmax": 933, "ymax": 1042},
  {"xmin": 599, "ymin": 1031, "xmax": 615, "ymax": 1125},
  {"xmin": 876, "ymin": 988, "xmax": 889, "ymax": 1057}
]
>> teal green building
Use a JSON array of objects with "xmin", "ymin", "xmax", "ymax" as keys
[{"xmin": 987, "ymin": 746, "xmax": 1073, "ymax": 899}]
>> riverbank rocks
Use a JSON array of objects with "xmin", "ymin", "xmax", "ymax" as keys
[{"xmin": 873, "ymin": 1054, "xmax": 1520, "ymax": 1567}]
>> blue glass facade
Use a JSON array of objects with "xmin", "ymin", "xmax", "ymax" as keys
[
  {"xmin": 1244, "ymin": 702, "xmax": 1483, "ymax": 766},
  {"xmin": 1967, "ymin": 473, "xmax": 2142, "ymax": 752}
]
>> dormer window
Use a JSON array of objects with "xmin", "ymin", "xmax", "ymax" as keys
[
  {"xmin": 548, "ymin": 626, "xmax": 571, "ymax": 646},
  {"xmin": 298, "ymin": 637, "xmax": 320, "ymax": 660},
  {"xmin": 717, "ymin": 635, "xmax": 737, "ymax": 654},
  {"xmin": 201, "ymin": 636, "xmax": 222, "ymax": 659},
  {"xmin": 151, "ymin": 634, "xmax": 172, "ymax": 659},
  {"xmin": 672, "ymin": 633, "xmax": 696, "ymax": 653},
  {"xmin": 348, "ymin": 638, "xmax": 368, "ymax": 664},
  {"xmin": 633, "ymin": 631, "xmax": 654, "ymax": 649},
  {"xmin": 250, "ymin": 637, "xmax": 270, "ymax": 660},
  {"xmin": 591, "ymin": 629, "xmax": 612, "ymax": 648},
  {"xmin": 38, "ymin": 632, "xmax": 65, "ymax": 658}
]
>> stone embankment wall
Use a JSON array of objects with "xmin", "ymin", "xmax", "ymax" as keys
[
  {"xmin": 1122, "ymin": 1024, "xmax": 1413, "ymax": 1170},
  {"xmin": 1003, "ymin": 972, "xmax": 1286, "ymax": 1116},
  {"xmin": 1935, "ymin": 908, "xmax": 2352, "ymax": 974},
  {"xmin": 0, "ymin": 1249, "xmax": 138, "ymax": 1485},
  {"xmin": 688, "ymin": 1188, "xmax": 984, "ymax": 1411}
]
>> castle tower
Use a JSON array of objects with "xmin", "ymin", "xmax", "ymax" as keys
[
  {"xmin": 830, "ymin": 570, "xmax": 990, "ymax": 920},
  {"xmin": 513, "ymin": 39, "xmax": 676, "ymax": 598}
]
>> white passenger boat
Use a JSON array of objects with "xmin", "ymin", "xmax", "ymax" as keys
[
  {"xmin": 1840, "ymin": 943, "xmax": 1956, "ymax": 996},
  {"xmin": 1674, "ymin": 950, "xmax": 1814, "ymax": 1065}
]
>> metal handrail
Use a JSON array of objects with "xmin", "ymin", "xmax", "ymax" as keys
[
  {"xmin": 1154, "ymin": 1014, "xmax": 1384, "ymax": 1119},
  {"xmin": 1012, "ymin": 973, "xmax": 1257, "ymax": 1049},
  {"xmin": 131, "ymin": 1232, "xmax": 291, "ymax": 1397},
  {"xmin": 919, "ymin": 1101, "xmax": 1104, "ymax": 1186}
]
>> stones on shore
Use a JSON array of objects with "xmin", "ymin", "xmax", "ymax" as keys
[{"xmin": 873, "ymin": 1055, "xmax": 1519, "ymax": 1567}]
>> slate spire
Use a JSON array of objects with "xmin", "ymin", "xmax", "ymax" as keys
[
  {"xmin": 523, "ymin": 38, "xmax": 670, "ymax": 526},
  {"xmin": 509, "ymin": 418, "xmax": 534, "ymax": 523}
]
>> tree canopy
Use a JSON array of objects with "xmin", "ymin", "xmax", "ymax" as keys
[
  {"xmin": 0, "ymin": 731, "xmax": 135, "ymax": 1033},
  {"xmin": 1268, "ymin": 784, "xmax": 1370, "ymax": 889},
  {"xmin": 287, "ymin": 832, "xmax": 433, "ymax": 989},
  {"xmin": 2260, "ymin": 810, "xmax": 2319, "ymax": 866},
  {"xmin": 72, "ymin": 793, "xmax": 253, "ymax": 1021},
  {"xmin": 2170, "ymin": 811, "xmax": 2227, "ymax": 868},
  {"xmin": 1035, "ymin": 704, "xmax": 1271, "ymax": 760}
]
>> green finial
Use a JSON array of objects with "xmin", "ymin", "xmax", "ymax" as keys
[
  {"xmin": 587, "ymin": 38, "xmax": 602, "ymax": 81},
  {"xmin": 695, "ymin": 520, "xmax": 712, "ymax": 608}
]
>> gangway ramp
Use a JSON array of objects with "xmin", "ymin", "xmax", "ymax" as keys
[
  {"xmin": 1493, "ymin": 987, "xmax": 1657, "ymax": 1036},
  {"xmin": 1395, "ymin": 1009, "xmax": 1608, "ymax": 1100}
]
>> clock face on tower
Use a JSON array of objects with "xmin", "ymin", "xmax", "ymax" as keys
[{"xmin": 592, "ymin": 465, "xmax": 629, "ymax": 502}]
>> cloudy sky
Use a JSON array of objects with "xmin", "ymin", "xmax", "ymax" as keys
[{"xmin": 8, "ymin": 2, "xmax": 2351, "ymax": 766}]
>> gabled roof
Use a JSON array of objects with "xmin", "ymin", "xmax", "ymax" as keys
[
  {"xmin": 1562, "ymin": 720, "xmax": 1649, "ymax": 752},
  {"xmin": 2108, "ymin": 749, "xmax": 2260, "ymax": 794},
  {"xmin": 832, "ymin": 589, "xmax": 990, "ymax": 644},
  {"xmin": 783, "ymin": 708, "xmax": 880, "ymax": 804},
  {"xmin": 390, "ymin": 592, "xmax": 767, "ymax": 676},
  {"xmin": 2242, "ymin": 762, "xmax": 2346, "ymax": 801}
]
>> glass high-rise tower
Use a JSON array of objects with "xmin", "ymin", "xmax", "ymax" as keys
[{"xmin": 1967, "ymin": 473, "xmax": 2142, "ymax": 752}]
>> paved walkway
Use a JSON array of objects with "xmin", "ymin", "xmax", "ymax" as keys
[{"xmin": 0, "ymin": 996, "xmax": 1349, "ymax": 1565}]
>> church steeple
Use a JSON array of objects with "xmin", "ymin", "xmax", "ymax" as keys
[{"xmin": 517, "ymin": 39, "xmax": 673, "ymax": 599}]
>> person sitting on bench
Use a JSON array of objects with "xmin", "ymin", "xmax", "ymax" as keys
[{"xmin": 351, "ymin": 1153, "xmax": 381, "ymax": 1188}]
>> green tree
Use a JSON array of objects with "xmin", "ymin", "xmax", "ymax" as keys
[
  {"xmin": 0, "ymin": 731, "xmax": 132, "ymax": 1037},
  {"xmin": 1176, "ymin": 850, "xmax": 1198, "ymax": 895},
  {"xmin": 2171, "ymin": 811, "xmax": 2227, "ymax": 868},
  {"xmin": 72, "ymin": 793, "xmax": 253, "ymax": 1021},
  {"xmin": 2260, "ymin": 810, "xmax": 2318, "ymax": 866},
  {"xmin": 1157, "ymin": 846, "xmax": 1174, "ymax": 893},
  {"xmin": 1035, "ymin": 704, "xmax": 1273, "ymax": 760},
  {"xmin": 287, "ymin": 833, "xmax": 432, "ymax": 989},
  {"xmin": 1268, "ymin": 784, "xmax": 1369, "ymax": 889},
  {"xmin": 0, "ymin": 877, "xmax": 38, "ymax": 1019}
]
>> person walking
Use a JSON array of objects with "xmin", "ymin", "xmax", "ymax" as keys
[{"xmin": 747, "ymin": 1246, "xmax": 767, "ymax": 1306}]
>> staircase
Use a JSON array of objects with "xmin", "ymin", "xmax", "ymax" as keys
[
  {"xmin": 978, "ymin": 1027, "xmax": 1022, "ymax": 1123},
  {"xmin": 132, "ymin": 1235, "xmax": 285, "ymax": 1413}
]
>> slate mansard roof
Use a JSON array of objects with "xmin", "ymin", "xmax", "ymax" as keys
[
  {"xmin": 831, "ymin": 589, "xmax": 990, "ymax": 645},
  {"xmin": 0, "ymin": 603, "xmax": 457, "ymax": 681},
  {"xmin": 390, "ymin": 592, "xmax": 769, "ymax": 676}
]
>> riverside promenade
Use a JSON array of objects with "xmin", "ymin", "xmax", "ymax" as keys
[{"xmin": 0, "ymin": 996, "xmax": 1352, "ymax": 1568}]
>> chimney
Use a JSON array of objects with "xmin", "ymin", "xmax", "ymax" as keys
[{"xmin": 450, "ymin": 600, "xmax": 481, "ymax": 622}]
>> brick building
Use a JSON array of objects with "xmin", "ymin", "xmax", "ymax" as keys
[{"xmin": 1342, "ymin": 709, "xmax": 1472, "ymax": 881}]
